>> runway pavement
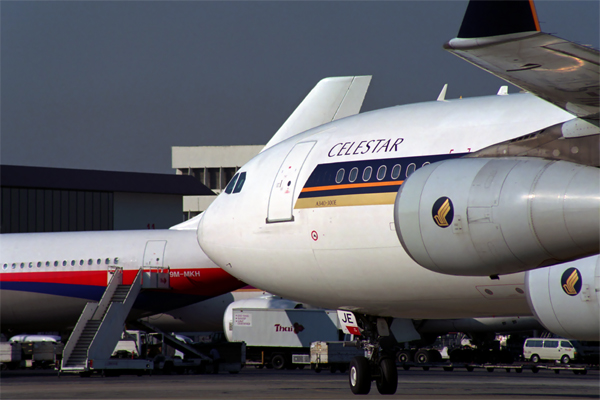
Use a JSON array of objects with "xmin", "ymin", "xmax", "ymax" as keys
[{"xmin": 1, "ymin": 367, "xmax": 598, "ymax": 399}]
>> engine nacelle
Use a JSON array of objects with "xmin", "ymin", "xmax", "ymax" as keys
[
  {"xmin": 395, "ymin": 158, "xmax": 599, "ymax": 276},
  {"xmin": 526, "ymin": 255, "xmax": 599, "ymax": 341},
  {"xmin": 223, "ymin": 295, "xmax": 302, "ymax": 342}
]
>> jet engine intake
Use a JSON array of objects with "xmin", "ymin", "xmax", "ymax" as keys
[
  {"xmin": 525, "ymin": 255, "xmax": 599, "ymax": 341},
  {"xmin": 394, "ymin": 158, "xmax": 599, "ymax": 276}
]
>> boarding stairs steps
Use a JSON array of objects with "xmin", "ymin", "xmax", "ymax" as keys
[{"xmin": 61, "ymin": 268, "xmax": 144, "ymax": 372}]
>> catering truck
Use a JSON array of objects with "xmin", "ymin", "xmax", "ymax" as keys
[{"xmin": 227, "ymin": 308, "xmax": 344, "ymax": 369}]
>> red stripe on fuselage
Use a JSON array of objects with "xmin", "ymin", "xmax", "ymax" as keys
[{"xmin": 0, "ymin": 268, "xmax": 245, "ymax": 297}]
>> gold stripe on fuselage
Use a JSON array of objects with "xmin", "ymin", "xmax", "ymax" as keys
[{"xmin": 294, "ymin": 192, "xmax": 397, "ymax": 209}]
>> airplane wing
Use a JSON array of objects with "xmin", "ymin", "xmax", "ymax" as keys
[
  {"xmin": 444, "ymin": 0, "xmax": 599, "ymax": 123},
  {"xmin": 262, "ymin": 75, "xmax": 372, "ymax": 152}
]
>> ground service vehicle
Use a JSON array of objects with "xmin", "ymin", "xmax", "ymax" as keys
[
  {"xmin": 228, "ymin": 308, "xmax": 343, "ymax": 369},
  {"xmin": 524, "ymin": 338, "xmax": 578, "ymax": 364}
]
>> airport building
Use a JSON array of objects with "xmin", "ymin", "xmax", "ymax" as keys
[
  {"xmin": 0, "ymin": 165, "xmax": 214, "ymax": 233},
  {"xmin": 172, "ymin": 145, "xmax": 262, "ymax": 219}
]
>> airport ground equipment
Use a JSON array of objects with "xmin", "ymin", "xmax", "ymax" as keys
[
  {"xmin": 0, "ymin": 342, "xmax": 21, "ymax": 370},
  {"xmin": 60, "ymin": 267, "xmax": 167, "ymax": 375},
  {"xmin": 228, "ymin": 308, "xmax": 343, "ymax": 369},
  {"xmin": 6, "ymin": 335, "xmax": 64, "ymax": 369},
  {"xmin": 310, "ymin": 341, "xmax": 365, "ymax": 373}
]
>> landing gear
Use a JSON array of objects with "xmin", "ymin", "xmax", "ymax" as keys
[
  {"xmin": 347, "ymin": 316, "xmax": 399, "ymax": 395},
  {"xmin": 376, "ymin": 357, "xmax": 398, "ymax": 395},
  {"xmin": 349, "ymin": 356, "xmax": 371, "ymax": 395}
]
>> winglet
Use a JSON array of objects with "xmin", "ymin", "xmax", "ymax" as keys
[
  {"xmin": 262, "ymin": 76, "xmax": 372, "ymax": 152},
  {"xmin": 457, "ymin": 0, "xmax": 540, "ymax": 39},
  {"xmin": 437, "ymin": 84, "xmax": 448, "ymax": 101}
]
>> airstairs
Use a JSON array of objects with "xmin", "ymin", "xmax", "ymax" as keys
[{"xmin": 61, "ymin": 267, "xmax": 168, "ymax": 373}]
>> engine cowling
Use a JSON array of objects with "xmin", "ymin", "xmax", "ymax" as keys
[
  {"xmin": 525, "ymin": 255, "xmax": 599, "ymax": 340},
  {"xmin": 394, "ymin": 158, "xmax": 599, "ymax": 276}
]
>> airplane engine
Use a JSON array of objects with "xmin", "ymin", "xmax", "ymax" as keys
[
  {"xmin": 223, "ymin": 295, "xmax": 302, "ymax": 342},
  {"xmin": 525, "ymin": 255, "xmax": 599, "ymax": 341},
  {"xmin": 394, "ymin": 157, "xmax": 599, "ymax": 276}
]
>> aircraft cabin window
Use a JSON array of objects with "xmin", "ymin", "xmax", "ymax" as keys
[
  {"xmin": 88, "ymin": 259, "xmax": 93, "ymax": 265},
  {"xmin": 54, "ymin": 261, "xmax": 58, "ymax": 267},
  {"xmin": 28, "ymin": 262, "xmax": 33, "ymax": 268},
  {"xmin": 37, "ymin": 262, "xmax": 41, "ymax": 268},
  {"xmin": 232, "ymin": 172, "xmax": 247, "ymax": 194},
  {"xmin": 105, "ymin": 258, "xmax": 110, "ymax": 265},
  {"xmin": 62, "ymin": 261, "xmax": 67, "ymax": 266},
  {"xmin": 114, "ymin": 257, "xmax": 119, "ymax": 264},
  {"xmin": 349, "ymin": 167, "xmax": 359, "ymax": 183},
  {"xmin": 406, "ymin": 163, "xmax": 416, "ymax": 178},
  {"xmin": 377, "ymin": 165, "xmax": 387, "ymax": 181},
  {"xmin": 79, "ymin": 260, "xmax": 84, "ymax": 266},
  {"xmin": 335, "ymin": 169, "xmax": 345, "ymax": 184},
  {"xmin": 362, "ymin": 166, "xmax": 373, "ymax": 182},
  {"xmin": 45, "ymin": 261, "xmax": 50, "ymax": 267},
  {"xmin": 11, "ymin": 263, "xmax": 16, "ymax": 269},
  {"xmin": 2, "ymin": 263, "xmax": 7, "ymax": 270},
  {"xmin": 391, "ymin": 164, "xmax": 401, "ymax": 180},
  {"xmin": 224, "ymin": 173, "xmax": 239, "ymax": 194},
  {"xmin": 71, "ymin": 260, "xmax": 76, "ymax": 266},
  {"xmin": 20, "ymin": 263, "xmax": 24, "ymax": 269},
  {"xmin": 97, "ymin": 259, "xmax": 101, "ymax": 265}
]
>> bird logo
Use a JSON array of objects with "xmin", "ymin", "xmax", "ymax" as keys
[
  {"xmin": 432, "ymin": 197, "xmax": 454, "ymax": 228},
  {"xmin": 561, "ymin": 268, "xmax": 582, "ymax": 296}
]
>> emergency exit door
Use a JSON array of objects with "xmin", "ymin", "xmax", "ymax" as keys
[{"xmin": 267, "ymin": 141, "xmax": 316, "ymax": 223}]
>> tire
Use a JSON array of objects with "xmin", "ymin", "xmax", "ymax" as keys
[
  {"xmin": 349, "ymin": 356, "xmax": 371, "ymax": 395},
  {"xmin": 376, "ymin": 357, "xmax": 398, "ymax": 395},
  {"xmin": 561, "ymin": 355, "xmax": 571, "ymax": 364},
  {"xmin": 466, "ymin": 366, "xmax": 474, "ymax": 372},
  {"xmin": 530, "ymin": 354, "xmax": 540, "ymax": 363},
  {"xmin": 271, "ymin": 354, "xmax": 286, "ymax": 370},
  {"xmin": 414, "ymin": 349, "xmax": 429, "ymax": 364},
  {"xmin": 397, "ymin": 350, "xmax": 411, "ymax": 363}
]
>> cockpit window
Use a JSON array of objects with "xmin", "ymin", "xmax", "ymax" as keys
[
  {"xmin": 233, "ymin": 172, "xmax": 247, "ymax": 193},
  {"xmin": 224, "ymin": 173, "xmax": 239, "ymax": 194}
]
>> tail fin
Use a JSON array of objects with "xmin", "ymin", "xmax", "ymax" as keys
[{"xmin": 262, "ymin": 76, "xmax": 371, "ymax": 152}]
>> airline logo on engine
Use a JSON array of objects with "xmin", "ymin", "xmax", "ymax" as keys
[
  {"xmin": 561, "ymin": 268, "xmax": 582, "ymax": 296},
  {"xmin": 432, "ymin": 197, "xmax": 453, "ymax": 228}
]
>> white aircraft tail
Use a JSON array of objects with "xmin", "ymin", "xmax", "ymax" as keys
[{"xmin": 262, "ymin": 76, "xmax": 371, "ymax": 152}]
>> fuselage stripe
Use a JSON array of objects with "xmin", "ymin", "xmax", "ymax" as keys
[{"xmin": 301, "ymin": 180, "xmax": 403, "ymax": 193}]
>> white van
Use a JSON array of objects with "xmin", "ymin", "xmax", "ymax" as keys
[{"xmin": 523, "ymin": 338, "xmax": 578, "ymax": 364}]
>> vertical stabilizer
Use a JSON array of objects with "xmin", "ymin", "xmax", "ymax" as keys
[{"xmin": 262, "ymin": 76, "xmax": 371, "ymax": 152}]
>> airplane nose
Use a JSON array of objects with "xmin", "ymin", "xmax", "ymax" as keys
[{"xmin": 197, "ymin": 204, "xmax": 224, "ymax": 269}]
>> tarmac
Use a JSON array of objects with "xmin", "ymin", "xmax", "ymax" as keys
[{"xmin": 1, "ymin": 367, "xmax": 598, "ymax": 399}]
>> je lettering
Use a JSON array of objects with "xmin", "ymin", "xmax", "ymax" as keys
[{"xmin": 341, "ymin": 313, "xmax": 354, "ymax": 324}]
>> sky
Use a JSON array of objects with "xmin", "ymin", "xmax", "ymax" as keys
[{"xmin": 1, "ymin": 1, "xmax": 598, "ymax": 175}]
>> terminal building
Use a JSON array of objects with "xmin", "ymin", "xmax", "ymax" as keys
[
  {"xmin": 0, "ymin": 165, "xmax": 214, "ymax": 234},
  {"xmin": 172, "ymin": 145, "xmax": 262, "ymax": 220}
]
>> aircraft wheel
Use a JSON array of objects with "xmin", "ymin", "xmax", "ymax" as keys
[
  {"xmin": 349, "ymin": 356, "xmax": 371, "ymax": 395},
  {"xmin": 271, "ymin": 354, "xmax": 286, "ymax": 370},
  {"xmin": 376, "ymin": 357, "xmax": 398, "ymax": 395}
]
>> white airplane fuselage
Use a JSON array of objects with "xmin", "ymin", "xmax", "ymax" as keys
[
  {"xmin": 199, "ymin": 93, "xmax": 575, "ymax": 319},
  {"xmin": 1, "ymin": 229, "xmax": 244, "ymax": 332}
]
